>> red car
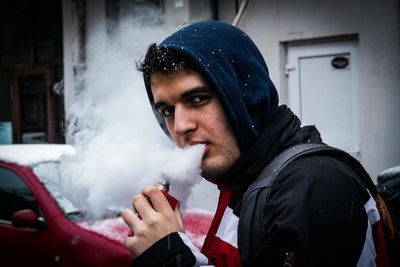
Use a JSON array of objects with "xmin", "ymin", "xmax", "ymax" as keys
[{"xmin": 0, "ymin": 145, "xmax": 212, "ymax": 267}]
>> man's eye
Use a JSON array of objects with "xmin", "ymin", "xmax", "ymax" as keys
[
  {"xmin": 160, "ymin": 106, "xmax": 174, "ymax": 117},
  {"xmin": 192, "ymin": 95, "xmax": 209, "ymax": 104}
]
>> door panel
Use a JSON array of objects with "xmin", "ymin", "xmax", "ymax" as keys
[
  {"xmin": 11, "ymin": 67, "xmax": 56, "ymax": 143},
  {"xmin": 287, "ymin": 41, "xmax": 359, "ymax": 154},
  {"xmin": 0, "ymin": 167, "xmax": 57, "ymax": 266},
  {"xmin": 19, "ymin": 74, "xmax": 48, "ymax": 143}
]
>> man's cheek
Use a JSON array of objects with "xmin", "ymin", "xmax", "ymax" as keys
[{"xmin": 172, "ymin": 136, "xmax": 184, "ymax": 148}]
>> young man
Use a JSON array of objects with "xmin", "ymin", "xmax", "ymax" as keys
[{"xmin": 122, "ymin": 21, "xmax": 387, "ymax": 267}]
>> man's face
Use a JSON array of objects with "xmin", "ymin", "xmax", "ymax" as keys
[{"xmin": 150, "ymin": 71, "xmax": 240, "ymax": 178}]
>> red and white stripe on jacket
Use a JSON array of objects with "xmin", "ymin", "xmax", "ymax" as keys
[
  {"xmin": 357, "ymin": 194, "xmax": 389, "ymax": 267},
  {"xmin": 184, "ymin": 189, "xmax": 389, "ymax": 267},
  {"xmin": 201, "ymin": 186, "xmax": 242, "ymax": 267}
]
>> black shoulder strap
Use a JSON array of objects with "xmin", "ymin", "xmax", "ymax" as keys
[{"xmin": 238, "ymin": 143, "xmax": 376, "ymax": 263}]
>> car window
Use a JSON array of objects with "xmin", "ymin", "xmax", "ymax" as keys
[
  {"xmin": 33, "ymin": 162, "xmax": 84, "ymax": 220},
  {"xmin": 0, "ymin": 168, "xmax": 40, "ymax": 223}
]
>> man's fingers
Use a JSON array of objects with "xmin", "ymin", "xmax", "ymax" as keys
[
  {"xmin": 142, "ymin": 186, "xmax": 171, "ymax": 213},
  {"xmin": 132, "ymin": 194, "xmax": 154, "ymax": 220},
  {"xmin": 122, "ymin": 188, "xmax": 185, "ymax": 257},
  {"xmin": 174, "ymin": 202, "xmax": 184, "ymax": 231},
  {"xmin": 122, "ymin": 208, "xmax": 141, "ymax": 229}
]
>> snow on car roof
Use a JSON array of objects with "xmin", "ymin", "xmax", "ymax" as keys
[
  {"xmin": 379, "ymin": 165, "xmax": 400, "ymax": 178},
  {"xmin": 0, "ymin": 144, "xmax": 75, "ymax": 166}
]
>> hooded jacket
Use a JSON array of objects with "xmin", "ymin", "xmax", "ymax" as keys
[
  {"xmin": 134, "ymin": 21, "xmax": 387, "ymax": 267},
  {"xmin": 145, "ymin": 20, "xmax": 279, "ymax": 152}
]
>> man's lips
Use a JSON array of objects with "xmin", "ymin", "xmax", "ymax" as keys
[
  {"xmin": 203, "ymin": 143, "xmax": 211, "ymax": 158},
  {"xmin": 186, "ymin": 140, "xmax": 208, "ymax": 147},
  {"xmin": 185, "ymin": 141, "xmax": 211, "ymax": 158}
]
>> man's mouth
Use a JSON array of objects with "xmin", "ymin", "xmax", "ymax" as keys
[
  {"xmin": 203, "ymin": 143, "xmax": 211, "ymax": 158},
  {"xmin": 186, "ymin": 140, "xmax": 207, "ymax": 147},
  {"xmin": 185, "ymin": 141, "xmax": 210, "ymax": 158}
]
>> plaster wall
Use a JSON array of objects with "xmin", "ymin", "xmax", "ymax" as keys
[
  {"xmin": 62, "ymin": 0, "xmax": 400, "ymax": 178},
  {"xmin": 233, "ymin": 0, "xmax": 400, "ymax": 178}
]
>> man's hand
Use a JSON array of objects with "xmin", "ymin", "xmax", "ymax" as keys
[{"xmin": 122, "ymin": 186, "xmax": 184, "ymax": 257}]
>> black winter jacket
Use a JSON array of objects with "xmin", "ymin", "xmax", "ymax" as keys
[
  {"xmin": 135, "ymin": 21, "xmax": 380, "ymax": 267},
  {"xmin": 132, "ymin": 107, "xmax": 376, "ymax": 267}
]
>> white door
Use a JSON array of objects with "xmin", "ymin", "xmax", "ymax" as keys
[{"xmin": 286, "ymin": 41, "xmax": 359, "ymax": 154}]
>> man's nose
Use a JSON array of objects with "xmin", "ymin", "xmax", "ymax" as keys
[{"xmin": 173, "ymin": 105, "xmax": 196, "ymax": 136}]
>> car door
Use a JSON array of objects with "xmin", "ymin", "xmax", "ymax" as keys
[{"xmin": 0, "ymin": 164, "xmax": 58, "ymax": 267}]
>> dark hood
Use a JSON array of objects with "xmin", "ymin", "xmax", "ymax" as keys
[
  {"xmin": 217, "ymin": 106, "xmax": 323, "ymax": 190},
  {"xmin": 146, "ymin": 20, "xmax": 279, "ymax": 151}
]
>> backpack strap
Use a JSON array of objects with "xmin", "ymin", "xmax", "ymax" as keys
[{"xmin": 238, "ymin": 143, "xmax": 376, "ymax": 263}]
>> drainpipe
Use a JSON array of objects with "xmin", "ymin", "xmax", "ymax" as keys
[{"xmin": 232, "ymin": 0, "xmax": 249, "ymax": 27}]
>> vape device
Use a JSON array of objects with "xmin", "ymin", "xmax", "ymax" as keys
[
  {"xmin": 127, "ymin": 178, "xmax": 178, "ymax": 237},
  {"xmin": 154, "ymin": 178, "xmax": 178, "ymax": 210}
]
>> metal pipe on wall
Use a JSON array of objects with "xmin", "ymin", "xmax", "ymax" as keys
[{"xmin": 232, "ymin": 0, "xmax": 249, "ymax": 26}]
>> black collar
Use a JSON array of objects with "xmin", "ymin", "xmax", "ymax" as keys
[{"xmin": 214, "ymin": 105, "xmax": 322, "ymax": 196}]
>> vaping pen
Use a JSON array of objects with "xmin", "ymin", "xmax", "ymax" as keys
[{"xmin": 127, "ymin": 178, "xmax": 179, "ymax": 237}]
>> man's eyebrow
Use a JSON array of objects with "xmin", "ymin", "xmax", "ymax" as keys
[
  {"xmin": 180, "ymin": 86, "xmax": 213, "ymax": 99},
  {"xmin": 154, "ymin": 86, "xmax": 213, "ymax": 110}
]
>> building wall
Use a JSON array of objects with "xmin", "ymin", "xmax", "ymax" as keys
[
  {"xmin": 229, "ymin": 0, "xmax": 400, "ymax": 179},
  {"xmin": 62, "ymin": 0, "xmax": 212, "ymax": 112},
  {"xmin": 0, "ymin": 0, "xmax": 64, "ymax": 144},
  {"xmin": 62, "ymin": 0, "xmax": 400, "ymax": 178},
  {"xmin": 61, "ymin": 0, "xmax": 220, "ymax": 212}
]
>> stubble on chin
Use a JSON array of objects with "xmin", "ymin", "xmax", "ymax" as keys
[{"xmin": 200, "ymin": 151, "xmax": 239, "ymax": 179}]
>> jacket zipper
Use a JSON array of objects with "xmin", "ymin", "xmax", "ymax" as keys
[{"xmin": 283, "ymin": 252, "xmax": 294, "ymax": 267}]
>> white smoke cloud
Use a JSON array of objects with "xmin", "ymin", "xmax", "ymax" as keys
[{"xmin": 59, "ymin": 8, "xmax": 214, "ymax": 218}]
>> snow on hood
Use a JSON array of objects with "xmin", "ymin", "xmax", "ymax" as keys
[
  {"xmin": 183, "ymin": 209, "xmax": 214, "ymax": 248},
  {"xmin": 0, "ymin": 144, "xmax": 75, "ymax": 166},
  {"xmin": 149, "ymin": 21, "xmax": 279, "ymax": 151},
  {"xmin": 76, "ymin": 209, "xmax": 213, "ymax": 249},
  {"xmin": 76, "ymin": 217, "xmax": 131, "ymax": 244}
]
